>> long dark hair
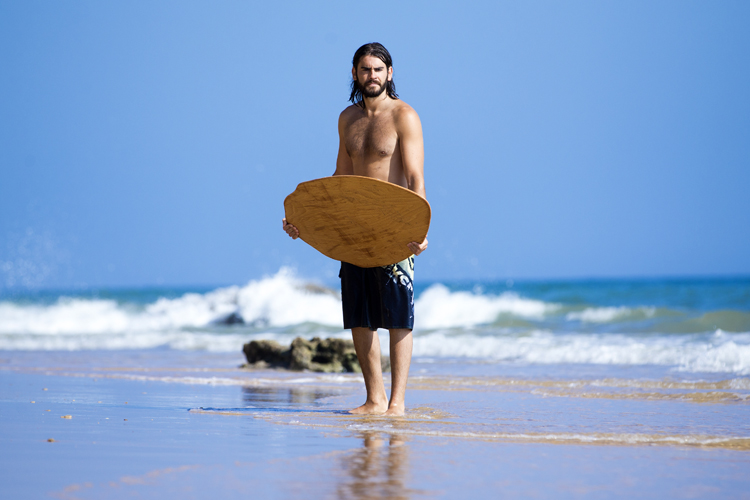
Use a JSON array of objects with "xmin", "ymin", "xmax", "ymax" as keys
[{"xmin": 349, "ymin": 42, "xmax": 399, "ymax": 108}]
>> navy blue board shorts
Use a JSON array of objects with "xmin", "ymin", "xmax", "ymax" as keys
[{"xmin": 339, "ymin": 256, "xmax": 415, "ymax": 330}]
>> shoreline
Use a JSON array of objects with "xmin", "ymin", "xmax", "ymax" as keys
[{"xmin": 3, "ymin": 350, "xmax": 750, "ymax": 498}]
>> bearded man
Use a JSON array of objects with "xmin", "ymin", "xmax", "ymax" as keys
[{"xmin": 283, "ymin": 42, "xmax": 427, "ymax": 416}]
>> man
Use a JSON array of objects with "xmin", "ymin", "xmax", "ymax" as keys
[{"xmin": 283, "ymin": 42, "xmax": 427, "ymax": 416}]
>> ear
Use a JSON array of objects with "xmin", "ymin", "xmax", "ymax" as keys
[
  {"xmin": 387, "ymin": 66, "xmax": 393, "ymax": 81},
  {"xmin": 352, "ymin": 66, "xmax": 357, "ymax": 80}
]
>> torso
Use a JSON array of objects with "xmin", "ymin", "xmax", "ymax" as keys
[{"xmin": 341, "ymin": 100, "xmax": 410, "ymax": 187}]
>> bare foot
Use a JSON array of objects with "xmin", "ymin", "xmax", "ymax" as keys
[
  {"xmin": 383, "ymin": 404, "xmax": 405, "ymax": 417},
  {"xmin": 348, "ymin": 400, "xmax": 388, "ymax": 415}
]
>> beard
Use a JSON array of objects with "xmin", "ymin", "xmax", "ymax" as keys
[{"xmin": 357, "ymin": 78, "xmax": 387, "ymax": 98}]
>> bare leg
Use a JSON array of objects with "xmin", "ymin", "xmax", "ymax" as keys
[
  {"xmin": 384, "ymin": 328, "xmax": 412, "ymax": 416},
  {"xmin": 349, "ymin": 327, "xmax": 388, "ymax": 414}
]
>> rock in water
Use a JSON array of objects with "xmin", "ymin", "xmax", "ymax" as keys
[
  {"xmin": 242, "ymin": 337, "xmax": 389, "ymax": 373},
  {"xmin": 211, "ymin": 311, "xmax": 245, "ymax": 325},
  {"xmin": 243, "ymin": 340, "xmax": 290, "ymax": 368},
  {"xmin": 288, "ymin": 337, "xmax": 361, "ymax": 373}
]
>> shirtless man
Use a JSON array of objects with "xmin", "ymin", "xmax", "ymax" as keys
[{"xmin": 283, "ymin": 43, "xmax": 427, "ymax": 416}]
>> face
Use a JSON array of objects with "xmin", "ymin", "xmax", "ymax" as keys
[{"xmin": 352, "ymin": 54, "xmax": 393, "ymax": 98}]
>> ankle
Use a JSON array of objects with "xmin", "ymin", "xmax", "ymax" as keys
[{"xmin": 367, "ymin": 395, "xmax": 388, "ymax": 406}]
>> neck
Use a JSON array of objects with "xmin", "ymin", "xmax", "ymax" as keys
[{"xmin": 362, "ymin": 92, "xmax": 391, "ymax": 113}]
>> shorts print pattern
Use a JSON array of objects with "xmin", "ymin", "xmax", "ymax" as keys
[{"xmin": 339, "ymin": 256, "xmax": 415, "ymax": 330}]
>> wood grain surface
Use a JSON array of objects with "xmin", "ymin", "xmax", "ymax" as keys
[{"xmin": 284, "ymin": 176, "xmax": 431, "ymax": 268}]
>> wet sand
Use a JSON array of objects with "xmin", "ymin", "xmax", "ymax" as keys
[{"xmin": 2, "ymin": 350, "xmax": 750, "ymax": 499}]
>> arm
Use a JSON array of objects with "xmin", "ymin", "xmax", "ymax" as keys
[
  {"xmin": 333, "ymin": 110, "xmax": 354, "ymax": 176},
  {"xmin": 398, "ymin": 106, "xmax": 425, "ymax": 198},
  {"xmin": 397, "ymin": 107, "xmax": 428, "ymax": 255}
]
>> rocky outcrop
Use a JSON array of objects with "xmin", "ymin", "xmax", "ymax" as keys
[
  {"xmin": 211, "ymin": 311, "xmax": 245, "ymax": 325},
  {"xmin": 242, "ymin": 337, "xmax": 389, "ymax": 373}
]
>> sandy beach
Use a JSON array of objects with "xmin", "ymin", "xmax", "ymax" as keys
[{"xmin": 3, "ymin": 349, "xmax": 749, "ymax": 499}]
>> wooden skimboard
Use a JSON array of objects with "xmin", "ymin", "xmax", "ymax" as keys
[{"xmin": 284, "ymin": 175, "xmax": 431, "ymax": 268}]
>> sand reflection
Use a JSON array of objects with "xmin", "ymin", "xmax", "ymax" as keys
[
  {"xmin": 337, "ymin": 431, "xmax": 412, "ymax": 500},
  {"xmin": 241, "ymin": 386, "xmax": 341, "ymax": 406}
]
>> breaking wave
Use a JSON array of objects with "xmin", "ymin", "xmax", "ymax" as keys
[
  {"xmin": 0, "ymin": 268, "xmax": 342, "ymax": 335},
  {"xmin": 415, "ymin": 284, "xmax": 554, "ymax": 328},
  {"xmin": 411, "ymin": 330, "xmax": 750, "ymax": 375},
  {"xmin": 565, "ymin": 306, "xmax": 657, "ymax": 323},
  {"xmin": 1, "ymin": 268, "xmax": 749, "ymax": 374},
  {"xmin": 0, "ymin": 269, "xmax": 558, "ymax": 339}
]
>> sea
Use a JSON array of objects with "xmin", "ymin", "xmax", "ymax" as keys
[
  {"xmin": 2, "ymin": 268, "xmax": 749, "ymax": 377},
  {"xmin": 3, "ymin": 269, "xmax": 750, "ymax": 497}
]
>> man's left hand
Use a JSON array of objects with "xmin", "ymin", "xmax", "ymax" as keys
[{"xmin": 407, "ymin": 237, "xmax": 428, "ymax": 256}]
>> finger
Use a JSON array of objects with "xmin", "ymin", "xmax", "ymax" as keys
[{"xmin": 408, "ymin": 241, "xmax": 426, "ymax": 255}]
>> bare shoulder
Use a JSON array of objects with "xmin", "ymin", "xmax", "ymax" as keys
[
  {"xmin": 392, "ymin": 100, "xmax": 422, "ymax": 132},
  {"xmin": 339, "ymin": 104, "xmax": 362, "ymax": 126}
]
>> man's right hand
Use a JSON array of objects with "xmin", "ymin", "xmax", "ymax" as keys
[{"xmin": 282, "ymin": 218, "xmax": 300, "ymax": 239}]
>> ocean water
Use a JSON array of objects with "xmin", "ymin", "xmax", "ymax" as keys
[
  {"xmin": 1, "ymin": 268, "xmax": 749, "ymax": 376},
  {"xmin": 3, "ymin": 270, "xmax": 750, "ymax": 497}
]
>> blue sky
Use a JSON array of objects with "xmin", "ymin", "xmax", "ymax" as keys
[{"xmin": 1, "ymin": 1, "xmax": 749, "ymax": 289}]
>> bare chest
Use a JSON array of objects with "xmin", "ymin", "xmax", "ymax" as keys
[{"xmin": 345, "ymin": 115, "xmax": 398, "ymax": 161}]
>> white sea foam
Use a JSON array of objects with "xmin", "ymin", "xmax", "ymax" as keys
[
  {"xmin": 566, "ymin": 306, "xmax": 656, "ymax": 323},
  {"xmin": 0, "ymin": 268, "xmax": 342, "ymax": 336},
  {"xmin": 415, "ymin": 284, "xmax": 554, "ymax": 328},
  {"xmin": 0, "ymin": 330, "xmax": 354, "ymax": 352},
  {"xmin": 411, "ymin": 330, "xmax": 750, "ymax": 374},
  {"xmin": 89, "ymin": 373, "xmax": 362, "ymax": 386},
  {"xmin": 2, "ymin": 269, "xmax": 750, "ymax": 375},
  {"xmin": 0, "ymin": 271, "xmax": 556, "ymax": 343},
  {"xmin": 8, "ymin": 327, "xmax": 748, "ymax": 374}
]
